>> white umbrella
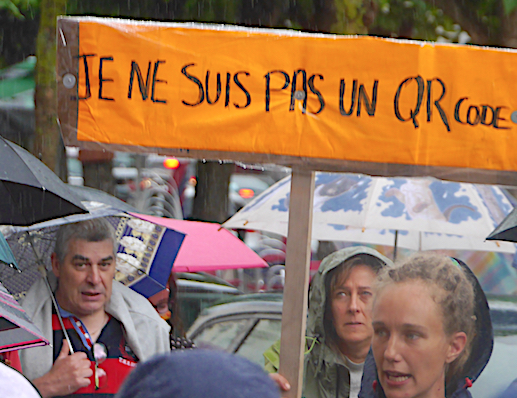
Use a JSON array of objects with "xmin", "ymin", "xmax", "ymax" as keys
[{"xmin": 224, "ymin": 173, "xmax": 516, "ymax": 254}]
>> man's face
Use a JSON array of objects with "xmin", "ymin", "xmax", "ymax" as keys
[{"xmin": 52, "ymin": 239, "xmax": 116, "ymax": 318}]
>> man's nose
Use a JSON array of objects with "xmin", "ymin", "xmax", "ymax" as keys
[{"xmin": 86, "ymin": 265, "xmax": 101, "ymax": 284}]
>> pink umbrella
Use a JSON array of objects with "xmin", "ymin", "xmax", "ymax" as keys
[{"xmin": 131, "ymin": 214, "xmax": 268, "ymax": 272}]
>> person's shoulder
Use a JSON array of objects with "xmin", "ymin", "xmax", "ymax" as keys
[
  {"xmin": 112, "ymin": 280, "xmax": 148, "ymax": 302},
  {"xmin": 112, "ymin": 280, "xmax": 154, "ymax": 309},
  {"xmin": 110, "ymin": 281, "xmax": 167, "ymax": 324},
  {"xmin": 19, "ymin": 275, "xmax": 52, "ymax": 315}
]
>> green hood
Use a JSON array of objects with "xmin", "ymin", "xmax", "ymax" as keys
[{"xmin": 306, "ymin": 246, "xmax": 393, "ymax": 375}]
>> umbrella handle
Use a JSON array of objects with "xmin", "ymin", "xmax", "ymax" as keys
[{"xmin": 43, "ymin": 277, "xmax": 75, "ymax": 355}]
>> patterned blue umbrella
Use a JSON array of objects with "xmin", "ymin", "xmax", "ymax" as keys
[
  {"xmin": 224, "ymin": 172, "xmax": 516, "ymax": 253},
  {"xmin": 1, "ymin": 199, "xmax": 185, "ymax": 300}
]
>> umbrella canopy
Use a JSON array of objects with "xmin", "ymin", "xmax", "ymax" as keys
[
  {"xmin": 0, "ymin": 136, "xmax": 88, "ymax": 226},
  {"xmin": 224, "ymin": 173, "xmax": 516, "ymax": 253},
  {"xmin": 486, "ymin": 208, "xmax": 517, "ymax": 243},
  {"xmin": 2, "ymin": 201, "xmax": 185, "ymax": 299},
  {"xmin": 0, "ymin": 281, "xmax": 49, "ymax": 353},
  {"xmin": 0, "ymin": 231, "xmax": 17, "ymax": 270},
  {"xmin": 132, "ymin": 214, "xmax": 268, "ymax": 272},
  {"xmin": 68, "ymin": 185, "xmax": 138, "ymax": 214},
  {"xmin": 0, "ymin": 230, "xmax": 48, "ymax": 354}
]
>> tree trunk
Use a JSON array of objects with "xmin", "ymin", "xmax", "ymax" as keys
[
  {"xmin": 79, "ymin": 150, "xmax": 115, "ymax": 195},
  {"xmin": 191, "ymin": 161, "xmax": 233, "ymax": 223},
  {"xmin": 33, "ymin": 0, "xmax": 67, "ymax": 181},
  {"xmin": 500, "ymin": 9, "xmax": 517, "ymax": 47},
  {"xmin": 83, "ymin": 162, "xmax": 115, "ymax": 195}
]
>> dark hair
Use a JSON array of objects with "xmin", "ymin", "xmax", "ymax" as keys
[
  {"xmin": 323, "ymin": 254, "xmax": 386, "ymax": 351},
  {"xmin": 54, "ymin": 218, "xmax": 116, "ymax": 264},
  {"xmin": 167, "ymin": 273, "xmax": 185, "ymax": 336}
]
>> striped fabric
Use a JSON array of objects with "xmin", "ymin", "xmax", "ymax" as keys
[{"xmin": 52, "ymin": 313, "xmax": 138, "ymax": 397}]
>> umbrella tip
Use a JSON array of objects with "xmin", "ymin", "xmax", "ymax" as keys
[{"xmin": 8, "ymin": 262, "xmax": 21, "ymax": 273}]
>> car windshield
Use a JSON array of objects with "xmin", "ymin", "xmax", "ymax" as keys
[
  {"xmin": 193, "ymin": 318, "xmax": 251, "ymax": 351},
  {"xmin": 235, "ymin": 318, "xmax": 282, "ymax": 366}
]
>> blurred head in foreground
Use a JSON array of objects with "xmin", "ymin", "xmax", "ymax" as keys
[{"xmin": 116, "ymin": 349, "xmax": 280, "ymax": 398}]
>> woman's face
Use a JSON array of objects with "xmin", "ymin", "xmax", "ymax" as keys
[
  {"xmin": 330, "ymin": 265, "xmax": 377, "ymax": 354},
  {"xmin": 371, "ymin": 281, "xmax": 466, "ymax": 398}
]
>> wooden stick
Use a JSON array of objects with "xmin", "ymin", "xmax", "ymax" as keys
[{"xmin": 278, "ymin": 168, "xmax": 315, "ymax": 398}]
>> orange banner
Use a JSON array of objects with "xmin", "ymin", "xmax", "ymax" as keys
[{"xmin": 57, "ymin": 17, "xmax": 517, "ymax": 181}]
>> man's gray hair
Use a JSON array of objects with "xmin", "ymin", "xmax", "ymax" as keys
[{"xmin": 54, "ymin": 218, "xmax": 117, "ymax": 264}]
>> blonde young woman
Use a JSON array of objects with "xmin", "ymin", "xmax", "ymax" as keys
[{"xmin": 359, "ymin": 254, "xmax": 493, "ymax": 398}]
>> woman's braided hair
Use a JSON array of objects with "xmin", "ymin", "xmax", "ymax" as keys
[{"xmin": 375, "ymin": 253, "xmax": 475, "ymax": 381}]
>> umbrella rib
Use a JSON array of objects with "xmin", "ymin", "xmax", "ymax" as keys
[{"xmin": 25, "ymin": 232, "xmax": 75, "ymax": 354}]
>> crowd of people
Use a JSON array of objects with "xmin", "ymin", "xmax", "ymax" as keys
[{"xmin": 0, "ymin": 218, "xmax": 498, "ymax": 398}]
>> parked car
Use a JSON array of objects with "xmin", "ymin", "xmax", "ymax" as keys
[
  {"xmin": 176, "ymin": 272, "xmax": 243, "ymax": 331},
  {"xmin": 187, "ymin": 294, "xmax": 517, "ymax": 397},
  {"xmin": 187, "ymin": 294, "xmax": 282, "ymax": 367},
  {"xmin": 470, "ymin": 296, "xmax": 517, "ymax": 398}
]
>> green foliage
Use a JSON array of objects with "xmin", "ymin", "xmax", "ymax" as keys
[
  {"xmin": 372, "ymin": 0, "xmax": 454, "ymax": 41},
  {"xmin": 0, "ymin": 0, "xmax": 38, "ymax": 19},
  {"xmin": 332, "ymin": 0, "xmax": 368, "ymax": 34},
  {"xmin": 471, "ymin": 0, "xmax": 501, "ymax": 33},
  {"xmin": 182, "ymin": 0, "xmax": 240, "ymax": 23},
  {"xmin": 503, "ymin": 0, "xmax": 517, "ymax": 14},
  {"xmin": 65, "ymin": 0, "xmax": 184, "ymax": 21}
]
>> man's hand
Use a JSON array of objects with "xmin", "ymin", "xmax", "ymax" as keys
[
  {"xmin": 269, "ymin": 373, "xmax": 291, "ymax": 394},
  {"xmin": 33, "ymin": 340, "xmax": 93, "ymax": 398}
]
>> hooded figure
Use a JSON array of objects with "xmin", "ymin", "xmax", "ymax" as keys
[
  {"xmin": 359, "ymin": 257, "xmax": 493, "ymax": 398},
  {"xmin": 265, "ymin": 246, "xmax": 393, "ymax": 398}
]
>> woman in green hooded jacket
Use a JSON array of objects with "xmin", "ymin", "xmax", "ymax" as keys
[{"xmin": 265, "ymin": 246, "xmax": 393, "ymax": 398}]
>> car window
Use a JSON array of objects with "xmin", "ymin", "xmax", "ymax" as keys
[
  {"xmin": 193, "ymin": 319, "xmax": 250, "ymax": 351},
  {"xmin": 469, "ymin": 300, "xmax": 517, "ymax": 397},
  {"xmin": 235, "ymin": 318, "xmax": 282, "ymax": 366},
  {"xmin": 470, "ymin": 335, "xmax": 517, "ymax": 398}
]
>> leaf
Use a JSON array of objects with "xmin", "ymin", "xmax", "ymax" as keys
[
  {"xmin": 0, "ymin": 0, "xmax": 26, "ymax": 19},
  {"xmin": 503, "ymin": 0, "xmax": 517, "ymax": 15}
]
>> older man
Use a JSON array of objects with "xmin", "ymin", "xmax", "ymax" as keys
[{"xmin": 19, "ymin": 218, "xmax": 170, "ymax": 398}]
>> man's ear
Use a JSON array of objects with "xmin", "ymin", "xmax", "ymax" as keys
[
  {"xmin": 51, "ymin": 253, "xmax": 60, "ymax": 277},
  {"xmin": 445, "ymin": 332, "xmax": 467, "ymax": 364}
]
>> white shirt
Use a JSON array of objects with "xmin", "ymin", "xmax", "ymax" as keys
[{"xmin": 345, "ymin": 356, "xmax": 365, "ymax": 398}]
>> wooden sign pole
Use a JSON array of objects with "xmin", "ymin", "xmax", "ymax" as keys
[{"xmin": 278, "ymin": 168, "xmax": 315, "ymax": 398}]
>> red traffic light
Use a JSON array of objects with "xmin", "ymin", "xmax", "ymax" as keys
[{"xmin": 163, "ymin": 158, "xmax": 180, "ymax": 169}]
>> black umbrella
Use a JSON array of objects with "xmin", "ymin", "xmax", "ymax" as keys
[
  {"xmin": 486, "ymin": 207, "xmax": 517, "ymax": 242},
  {"xmin": 0, "ymin": 136, "xmax": 88, "ymax": 225},
  {"xmin": 67, "ymin": 185, "xmax": 138, "ymax": 214}
]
